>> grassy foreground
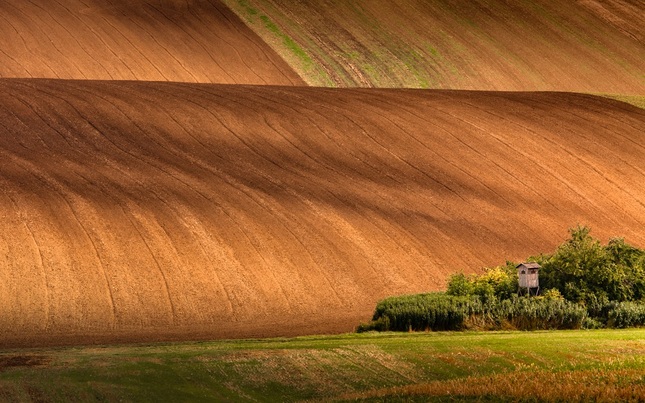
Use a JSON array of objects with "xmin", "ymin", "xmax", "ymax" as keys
[{"xmin": 0, "ymin": 330, "xmax": 644, "ymax": 402}]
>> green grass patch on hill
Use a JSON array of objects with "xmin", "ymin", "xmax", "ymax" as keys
[
  {"xmin": 1, "ymin": 330, "xmax": 644, "ymax": 401},
  {"xmin": 258, "ymin": 15, "xmax": 312, "ymax": 69},
  {"xmin": 223, "ymin": 0, "xmax": 334, "ymax": 85},
  {"xmin": 228, "ymin": 0, "xmax": 315, "ymax": 74}
]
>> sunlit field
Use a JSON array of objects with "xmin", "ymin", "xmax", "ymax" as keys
[{"xmin": 1, "ymin": 329, "xmax": 643, "ymax": 402}]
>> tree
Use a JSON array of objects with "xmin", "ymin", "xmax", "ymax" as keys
[{"xmin": 539, "ymin": 225, "xmax": 644, "ymax": 303}]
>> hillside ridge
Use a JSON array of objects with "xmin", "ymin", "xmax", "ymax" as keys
[
  {"xmin": 0, "ymin": 0, "xmax": 303, "ymax": 85},
  {"xmin": 222, "ymin": 0, "xmax": 645, "ymax": 92},
  {"xmin": 1, "ymin": 79, "xmax": 643, "ymax": 346}
]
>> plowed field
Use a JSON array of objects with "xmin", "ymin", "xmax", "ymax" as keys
[
  {"xmin": 223, "ymin": 0, "xmax": 645, "ymax": 91},
  {"xmin": 1, "ymin": 79, "xmax": 643, "ymax": 346},
  {"xmin": 0, "ymin": 0, "xmax": 303, "ymax": 85}
]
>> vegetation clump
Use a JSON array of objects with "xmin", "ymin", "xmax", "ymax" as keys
[
  {"xmin": 357, "ymin": 292, "xmax": 586, "ymax": 332},
  {"xmin": 359, "ymin": 226, "xmax": 645, "ymax": 332},
  {"xmin": 537, "ymin": 226, "xmax": 645, "ymax": 303}
]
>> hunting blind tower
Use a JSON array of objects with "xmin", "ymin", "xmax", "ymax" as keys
[{"xmin": 517, "ymin": 262, "xmax": 540, "ymax": 296}]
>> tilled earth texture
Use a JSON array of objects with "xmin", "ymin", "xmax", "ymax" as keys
[
  {"xmin": 0, "ymin": 79, "xmax": 643, "ymax": 346},
  {"xmin": 222, "ymin": 0, "xmax": 645, "ymax": 91},
  {"xmin": 0, "ymin": 0, "xmax": 303, "ymax": 84}
]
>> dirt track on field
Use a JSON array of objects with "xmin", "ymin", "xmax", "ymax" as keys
[
  {"xmin": 0, "ymin": 0, "xmax": 303, "ymax": 85},
  {"xmin": 223, "ymin": 0, "xmax": 645, "ymax": 91},
  {"xmin": 1, "ymin": 79, "xmax": 643, "ymax": 347}
]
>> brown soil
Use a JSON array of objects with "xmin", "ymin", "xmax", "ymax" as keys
[
  {"xmin": 0, "ymin": 79, "xmax": 643, "ymax": 347},
  {"xmin": 0, "ymin": 355, "xmax": 50, "ymax": 370},
  {"xmin": 222, "ymin": 0, "xmax": 645, "ymax": 92},
  {"xmin": 0, "ymin": 0, "xmax": 303, "ymax": 85}
]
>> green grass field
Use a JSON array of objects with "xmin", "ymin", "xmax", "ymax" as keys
[{"xmin": 1, "ymin": 329, "xmax": 644, "ymax": 402}]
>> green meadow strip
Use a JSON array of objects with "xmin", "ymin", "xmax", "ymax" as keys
[{"xmin": 0, "ymin": 329, "xmax": 644, "ymax": 401}]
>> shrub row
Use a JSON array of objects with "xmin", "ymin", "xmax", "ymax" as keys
[
  {"xmin": 607, "ymin": 302, "xmax": 645, "ymax": 328},
  {"xmin": 358, "ymin": 226, "xmax": 645, "ymax": 333},
  {"xmin": 357, "ymin": 293, "xmax": 587, "ymax": 332}
]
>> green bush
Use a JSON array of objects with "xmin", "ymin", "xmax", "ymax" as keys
[
  {"xmin": 541, "ymin": 288, "xmax": 564, "ymax": 300},
  {"xmin": 446, "ymin": 273, "xmax": 472, "ymax": 296},
  {"xmin": 361, "ymin": 293, "xmax": 585, "ymax": 332},
  {"xmin": 356, "ymin": 316, "xmax": 390, "ymax": 332},
  {"xmin": 607, "ymin": 302, "xmax": 645, "ymax": 328},
  {"xmin": 360, "ymin": 225, "xmax": 645, "ymax": 333},
  {"xmin": 446, "ymin": 262, "xmax": 517, "ymax": 301},
  {"xmin": 582, "ymin": 317, "xmax": 604, "ymax": 329},
  {"xmin": 368, "ymin": 293, "xmax": 474, "ymax": 331},
  {"xmin": 501, "ymin": 297, "xmax": 586, "ymax": 330},
  {"xmin": 445, "ymin": 225, "xmax": 645, "ymax": 305},
  {"xmin": 536, "ymin": 226, "xmax": 645, "ymax": 303}
]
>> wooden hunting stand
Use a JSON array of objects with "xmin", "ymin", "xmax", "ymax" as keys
[{"xmin": 517, "ymin": 262, "xmax": 540, "ymax": 296}]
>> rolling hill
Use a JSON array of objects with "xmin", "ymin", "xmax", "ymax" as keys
[
  {"xmin": 0, "ymin": 0, "xmax": 303, "ymax": 85},
  {"xmin": 1, "ymin": 79, "xmax": 643, "ymax": 346},
  {"xmin": 222, "ymin": 0, "xmax": 645, "ymax": 91},
  {"xmin": 1, "ymin": 0, "xmax": 644, "ymax": 347}
]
